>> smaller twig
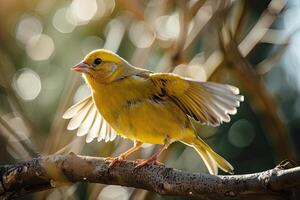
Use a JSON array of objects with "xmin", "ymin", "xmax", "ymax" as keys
[
  {"xmin": 256, "ymin": 27, "xmax": 300, "ymax": 75},
  {"xmin": 183, "ymin": 0, "xmax": 215, "ymax": 52},
  {"xmin": 0, "ymin": 116, "xmax": 34, "ymax": 160},
  {"xmin": 231, "ymin": 0, "xmax": 248, "ymax": 42},
  {"xmin": 190, "ymin": 0, "xmax": 207, "ymax": 17},
  {"xmin": 169, "ymin": 0, "xmax": 190, "ymax": 70},
  {"xmin": 238, "ymin": 0, "xmax": 287, "ymax": 56},
  {"xmin": 256, "ymin": 42, "xmax": 288, "ymax": 75}
]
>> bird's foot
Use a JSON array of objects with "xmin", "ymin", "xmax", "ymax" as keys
[
  {"xmin": 105, "ymin": 155, "xmax": 126, "ymax": 168},
  {"xmin": 134, "ymin": 158, "xmax": 163, "ymax": 168}
]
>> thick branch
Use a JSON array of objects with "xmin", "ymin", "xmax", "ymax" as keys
[{"xmin": 1, "ymin": 154, "xmax": 299, "ymax": 199}]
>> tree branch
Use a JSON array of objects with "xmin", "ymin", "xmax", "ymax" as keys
[{"xmin": 1, "ymin": 154, "xmax": 299, "ymax": 199}]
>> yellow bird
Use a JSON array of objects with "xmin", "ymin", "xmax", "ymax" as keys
[{"xmin": 63, "ymin": 49, "xmax": 243, "ymax": 175}]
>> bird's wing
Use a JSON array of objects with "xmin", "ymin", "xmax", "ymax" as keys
[
  {"xmin": 149, "ymin": 73, "xmax": 244, "ymax": 126},
  {"xmin": 63, "ymin": 96, "xmax": 117, "ymax": 143}
]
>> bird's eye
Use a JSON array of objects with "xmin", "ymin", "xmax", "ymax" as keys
[{"xmin": 93, "ymin": 58, "xmax": 102, "ymax": 65}]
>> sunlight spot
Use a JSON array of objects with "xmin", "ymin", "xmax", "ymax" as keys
[
  {"xmin": 70, "ymin": 0, "xmax": 97, "ymax": 25},
  {"xmin": 103, "ymin": 19, "xmax": 125, "ymax": 52},
  {"xmin": 26, "ymin": 34, "xmax": 55, "ymax": 61},
  {"xmin": 228, "ymin": 119, "xmax": 255, "ymax": 148},
  {"xmin": 13, "ymin": 68, "xmax": 41, "ymax": 101},
  {"xmin": 52, "ymin": 7, "xmax": 76, "ymax": 33},
  {"xmin": 129, "ymin": 21, "xmax": 156, "ymax": 48},
  {"xmin": 98, "ymin": 185, "xmax": 129, "ymax": 200},
  {"xmin": 16, "ymin": 15, "xmax": 43, "ymax": 44},
  {"xmin": 155, "ymin": 14, "xmax": 180, "ymax": 40}
]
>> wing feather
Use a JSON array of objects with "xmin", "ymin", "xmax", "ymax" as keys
[
  {"xmin": 77, "ymin": 106, "xmax": 96, "ymax": 136},
  {"xmin": 98, "ymin": 120, "xmax": 107, "ymax": 141},
  {"xmin": 150, "ymin": 73, "xmax": 243, "ymax": 126},
  {"xmin": 67, "ymin": 100, "xmax": 93, "ymax": 130},
  {"xmin": 63, "ymin": 96, "xmax": 117, "ymax": 142},
  {"xmin": 86, "ymin": 114, "xmax": 101, "ymax": 143},
  {"xmin": 63, "ymin": 96, "xmax": 91, "ymax": 119}
]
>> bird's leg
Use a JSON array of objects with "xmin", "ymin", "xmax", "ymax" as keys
[
  {"xmin": 135, "ymin": 137, "xmax": 170, "ymax": 168},
  {"xmin": 106, "ymin": 141, "xmax": 143, "ymax": 168}
]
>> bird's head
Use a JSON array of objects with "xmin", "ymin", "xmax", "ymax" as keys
[{"xmin": 72, "ymin": 49, "xmax": 129, "ymax": 83}]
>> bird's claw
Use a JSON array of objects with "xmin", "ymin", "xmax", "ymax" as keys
[
  {"xmin": 105, "ymin": 155, "xmax": 126, "ymax": 168},
  {"xmin": 134, "ymin": 158, "xmax": 163, "ymax": 168}
]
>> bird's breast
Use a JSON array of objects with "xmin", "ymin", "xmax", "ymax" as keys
[
  {"xmin": 90, "ymin": 76, "xmax": 189, "ymax": 144},
  {"xmin": 91, "ymin": 76, "xmax": 152, "ymax": 127}
]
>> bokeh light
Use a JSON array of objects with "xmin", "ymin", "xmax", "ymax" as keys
[
  {"xmin": 129, "ymin": 21, "xmax": 156, "ymax": 48},
  {"xmin": 26, "ymin": 34, "xmax": 55, "ymax": 61},
  {"xmin": 70, "ymin": 0, "xmax": 98, "ymax": 25},
  {"xmin": 52, "ymin": 7, "xmax": 76, "ymax": 33},
  {"xmin": 103, "ymin": 19, "xmax": 125, "ymax": 52},
  {"xmin": 155, "ymin": 14, "xmax": 180, "ymax": 40},
  {"xmin": 16, "ymin": 15, "xmax": 43, "ymax": 44},
  {"xmin": 98, "ymin": 185, "xmax": 129, "ymax": 200},
  {"xmin": 228, "ymin": 119, "xmax": 255, "ymax": 148},
  {"xmin": 12, "ymin": 68, "xmax": 42, "ymax": 101},
  {"xmin": 94, "ymin": 0, "xmax": 116, "ymax": 19}
]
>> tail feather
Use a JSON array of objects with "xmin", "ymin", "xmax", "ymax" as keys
[
  {"xmin": 194, "ymin": 146, "xmax": 218, "ymax": 174},
  {"xmin": 192, "ymin": 137, "xmax": 233, "ymax": 175}
]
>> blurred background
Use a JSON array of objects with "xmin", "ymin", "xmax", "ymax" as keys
[{"xmin": 0, "ymin": 0, "xmax": 299, "ymax": 199}]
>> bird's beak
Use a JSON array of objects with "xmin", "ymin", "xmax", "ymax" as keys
[{"xmin": 71, "ymin": 62, "xmax": 91, "ymax": 73}]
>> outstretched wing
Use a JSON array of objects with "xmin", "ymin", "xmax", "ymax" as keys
[
  {"xmin": 63, "ymin": 96, "xmax": 117, "ymax": 143},
  {"xmin": 149, "ymin": 73, "xmax": 244, "ymax": 126}
]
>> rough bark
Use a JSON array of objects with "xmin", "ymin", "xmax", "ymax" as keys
[{"xmin": 0, "ymin": 154, "xmax": 299, "ymax": 199}]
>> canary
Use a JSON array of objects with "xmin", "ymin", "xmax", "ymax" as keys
[{"xmin": 63, "ymin": 49, "xmax": 243, "ymax": 175}]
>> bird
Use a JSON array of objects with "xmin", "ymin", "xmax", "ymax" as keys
[{"xmin": 63, "ymin": 49, "xmax": 243, "ymax": 175}]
